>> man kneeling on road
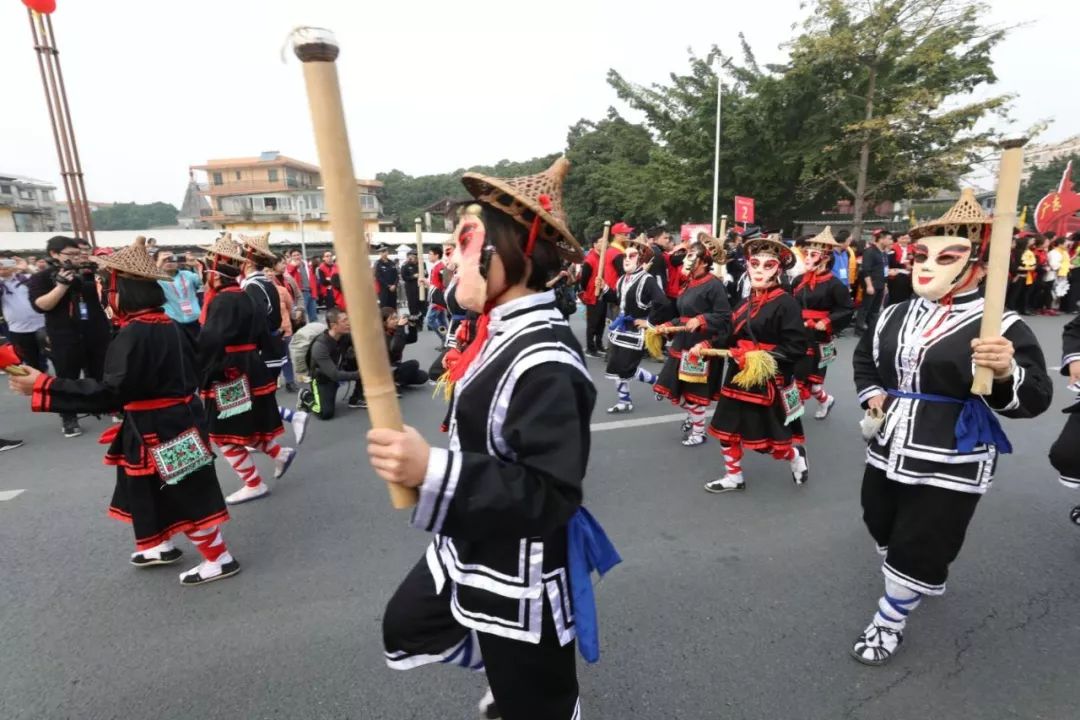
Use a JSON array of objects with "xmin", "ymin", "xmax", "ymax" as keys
[{"xmin": 299, "ymin": 308, "xmax": 362, "ymax": 420}]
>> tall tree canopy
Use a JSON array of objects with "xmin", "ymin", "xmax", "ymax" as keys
[{"xmin": 91, "ymin": 202, "xmax": 178, "ymax": 231}]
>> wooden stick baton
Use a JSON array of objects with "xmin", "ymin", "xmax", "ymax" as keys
[
  {"xmin": 415, "ymin": 217, "xmax": 427, "ymax": 302},
  {"xmin": 292, "ymin": 28, "xmax": 417, "ymax": 508},
  {"xmin": 696, "ymin": 348, "xmax": 732, "ymax": 358},
  {"xmin": 594, "ymin": 221, "xmax": 611, "ymax": 301},
  {"xmin": 971, "ymin": 138, "xmax": 1028, "ymax": 396}
]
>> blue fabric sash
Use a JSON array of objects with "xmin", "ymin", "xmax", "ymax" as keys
[
  {"xmin": 887, "ymin": 389, "xmax": 1012, "ymax": 454},
  {"xmin": 567, "ymin": 507, "xmax": 621, "ymax": 664},
  {"xmin": 607, "ymin": 313, "xmax": 634, "ymax": 334}
]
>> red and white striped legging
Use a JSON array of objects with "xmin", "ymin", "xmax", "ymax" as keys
[{"xmin": 218, "ymin": 440, "xmax": 282, "ymax": 488}]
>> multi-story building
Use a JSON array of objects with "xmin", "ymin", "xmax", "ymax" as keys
[
  {"xmin": 189, "ymin": 151, "xmax": 391, "ymax": 238},
  {"xmin": 1023, "ymin": 135, "xmax": 1080, "ymax": 182},
  {"xmin": 0, "ymin": 174, "xmax": 58, "ymax": 232}
]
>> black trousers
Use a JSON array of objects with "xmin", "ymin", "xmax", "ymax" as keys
[
  {"xmin": 1050, "ymin": 413, "xmax": 1080, "ymax": 485},
  {"xmin": 584, "ymin": 302, "xmax": 606, "ymax": 352},
  {"xmin": 51, "ymin": 332, "xmax": 109, "ymax": 424},
  {"xmin": 885, "ymin": 274, "xmax": 912, "ymax": 307},
  {"xmin": 383, "ymin": 556, "xmax": 579, "ymax": 720},
  {"xmin": 861, "ymin": 465, "xmax": 980, "ymax": 595},
  {"xmin": 855, "ymin": 286, "xmax": 884, "ymax": 331},
  {"xmin": 1066, "ymin": 269, "xmax": 1080, "ymax": 313},
  {"xmin": 310, "ymin": 378, "xmax": 339, "ymax": 420},
  {"xmin": 378, "ymin": 287, "xmax": 397, "ymax": 309},
  {"xmin": 7, "ymin": 328, "xmax": 48, "ymax": 372},
  {"xmin": 393, "ymin": 359, "xmax": 428, "ymax": 386}
]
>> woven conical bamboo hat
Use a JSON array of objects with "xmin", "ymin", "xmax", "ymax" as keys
[
  {"xmin": 203, "ymin": 233, "xmax": 248, "ymax": 264},
  {"xmin": 911, "ymin": 188, "xmax": 991, "ymax": 241},
  {"xmin": 624, "ymin": 233, "xmax": 655, "ymax": 264},
  {"xmin": 745, "ymin": 234, "xmax": 797, "ymax": 271},
  {"xmin": 91, "ymin": 236, "xmax": 168, "ymax": 280},
  {"xmin": 239, "ymin": 232, "xmax": 275, "ymax": 260},
  {"xmin": 806, "ymin": 225, "xmax": 841, "ymax": 249},
  {"xmin": 461, "ymin": 156, "xmax": 583, "ymax": 263},
  {"xmin": 696, "ymin": 233, "xmax": 728, "ymax": 266}
]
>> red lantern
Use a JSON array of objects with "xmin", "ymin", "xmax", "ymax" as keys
[{"xmin": 21, "ymin": 0, "xmax": 57, "ymax": 14}]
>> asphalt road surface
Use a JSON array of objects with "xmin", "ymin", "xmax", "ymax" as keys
[{"xmin": 2, "ymin": 312, "xmax": 1078, "ymax": 720}]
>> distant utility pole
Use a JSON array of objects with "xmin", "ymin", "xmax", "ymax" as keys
[{"xmin": 26, "ymin": 5, "xmax": 96, "ymax": 246}]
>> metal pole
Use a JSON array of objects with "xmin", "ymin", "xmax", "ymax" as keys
[
  {"xmin": 711, "ymin": 58, "xmax": 722, "ymax": 234},
  {"xmin": 45, "ymin": 15, "xmax": 95, "ymax": 247}
]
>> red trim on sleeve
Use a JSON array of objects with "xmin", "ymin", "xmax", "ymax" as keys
[{"xmin": 31, "ymin": 374, "xmax": 53, "ymax": 413}]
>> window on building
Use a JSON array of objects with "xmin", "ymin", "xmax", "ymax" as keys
[
  {"xmin": 19, "ymin": 188, "xmax": 34, "ymax": 200},
  {"xmin": 263, "ymin": 197, "xmax": 278, "ymax": 211},
  {"xmin": 268, "ymin": 169, "xmax": 279, "ymax": 183},
  {"xmin": 360, "ymin": 194, "xmax": 380, "ymax": 211},
  {"xmin": 235, "ymin": 171, "xmax": 242, "ymax": 181},
  {"xmin": 212, "ymin": 172, "xmax": 223, "ymax": 185},
  {"xmin": 0, "ymin": 184, "xmax": 10, "ymax": 195}
]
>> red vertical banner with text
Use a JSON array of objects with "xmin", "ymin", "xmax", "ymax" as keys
[{"xmin": 734, "ymin": 196, "xmax": 755, "ymax": 227}]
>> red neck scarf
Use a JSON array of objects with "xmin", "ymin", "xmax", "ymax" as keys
[
  {"xmin": 794, "ymin": 271, "xmax": 833, "ymax": 294},
  {"xmin": 734, "ymin": 287, "xmax": 785, "ymax": 334}
]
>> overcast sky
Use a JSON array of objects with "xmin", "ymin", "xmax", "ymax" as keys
[{"xmin": 1, "ymin": 0, "xmax": 1074, "ymax": 206}]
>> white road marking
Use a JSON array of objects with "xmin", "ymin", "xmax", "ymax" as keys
[
  {"xmin": 1051, "ymin": 366, "xmax": 1061, "ymax": 372},
  {"xmin": 0, "ymin": 489, "xmax": 26, "ymax": 502},
  {"xmin": 591, "ymin": 413, "xmax": 685, "ymax": 432}
]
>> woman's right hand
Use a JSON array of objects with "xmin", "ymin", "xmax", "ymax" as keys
[{"xmin": 866, "ymin": 394, "xmax": 886, "ymax": 412}]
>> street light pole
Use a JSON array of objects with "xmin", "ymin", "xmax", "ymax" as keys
[
  {"xmin": 711, "ymin": 57, "xmax": 723, "ymax": 234},
  {"xmin": 296, "ymin": 195, "xmax": 308, "ymax": 262}
]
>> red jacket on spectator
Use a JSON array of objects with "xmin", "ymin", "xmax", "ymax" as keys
[{"xmin": 578, "ymin": 249, "xmax": 600, "ymax": 306}]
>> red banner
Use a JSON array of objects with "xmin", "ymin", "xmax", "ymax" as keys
[
  {"xmin": 680, "ymin": 223, "xmax": 713, "ymax": 242},
  {"xmin": 734, "ymin": 196, "xmax": 755, "ymax": 225}
]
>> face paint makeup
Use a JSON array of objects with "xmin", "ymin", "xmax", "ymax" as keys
[
  {"xmin": 911, "ymin": 235, "xmax": 973, "ymax": 301},
  {"xmin": 804, "ymin": 247, "xmax": 825, "ymax": 272},
  {"xmin": 749, "ymin": 253, "xmax": 781, "ymax": 288},
  {"xmin": 682, "ymin": 250, "xmax": 699, "ymax": 274},
  {"xmin": 623, "ymin": 248, "xmax": 640, "ymax": 274},
  {"xmin": 453, "ymin": 204, "xmax": 491, "ymax": 312}
]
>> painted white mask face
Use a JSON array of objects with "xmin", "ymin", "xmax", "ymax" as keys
[
  {"xmin": 623, "ymin": 248, "xmax": 640, "ymax": 274},
  {"xmin": 748, "ymin": 253, "xmax": 781, "ymax": 288},
  {"xmin": 912, "ymin": 235, "xmax": 973, "ymax": 301},
  {"xmin": 453, "ymin": 207, "xmax": 489, "ymax": 312},
  {"xmin": 803, "ymin": 247, "xmax": 826, "ymax": 272},
  {"xmin": 682, "ymin": 250, "xmax": 699, "ymax": 274}
]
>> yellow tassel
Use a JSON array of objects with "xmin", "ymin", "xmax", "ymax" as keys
[
  {"xmin": 731, "ymin": 350, "xmax": 778, "ymax": 389},
  {"xmin": 644, "ymin": 327, "xmax": 665, "ymax": 360},
  {"xmin": 432, "ymin": 370, "xmax": 455, "ymax": 402}
]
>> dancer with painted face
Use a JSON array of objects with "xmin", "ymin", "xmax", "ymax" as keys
[
  {"xmin": 604, "ymin": 237, "xmax": 667, "ymax": 413},
  {"xmin": 850, "ymin": 189, "xmax": 1051, "ymax": 666},
  {"xmin": 653, "ymin": 237, "xmax": 732, "ymax": 446},
  {"xmin": 373, "ymin": 158, "xmax": 618, "ymax": 720},
  {"xmin": 790, "ymin": 227, "xmax": 854, "ymax": 419},
  {"xmin": 8, "ymin": 237, "xmax": 239, "ymax": 585},
  {"xmin": 198, "ymin": 235, "xmax": 296, "ymax": 506},
  {"xmin": 1050, "ymin": 314, "xmax": 1080, "ymax": 525},
  {"xmin": 704, "ymin": 235, "xmax": 810, "ymax": 492}
]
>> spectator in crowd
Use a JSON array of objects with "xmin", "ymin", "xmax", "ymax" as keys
[
  {"xmin": 832, "ymin": 230, "xmax": 854, "ymax": 288},
  {"xmin": 400, "ymin": 249, "xmax": 422, "ymax": 317},
  {"xmin": 422, "ymin": 246, "xmax": 448, "ymax": 334},
  {"xmin": 380, "ymin": 306, "xmax": 428, "ymax": 389},
  {"xmin": 1, "ymin": 255, "xmax": 47, "ymax": 371},
  {"xmin": 885, "ymin": 233, "xmax": 913, "ymax": 306},
  {"xmin": 157, "ymin": 251, "xmax": 202, "ymax": 341},
  {"xmin": 854, "ymin": 229, "xmax": 891, "ymax": 334},
  {"xmin": 1065, "ymin": 233, "xmax": 1080, "ymax": 313},
  {"xmin": 1031, "ymin": 235, "xmax": 1052, "ymax": 315},
  {"xmin": 316, "ymin": 250, "xmax": 341, "ymax": 310},
  {"xmin": 374, "ymin": 245, "xmax": 400, "ymax": 309},
  {"xmin": 301, "ymin": 308, "xmax": 361, "ymax": 419},
  {"xmin": 286, "ymin": 249, "xmax": 319, "ymax": 321},
  {"xmin": 1046, "ymin": 237, "xmax": 1067, "ymax": 316},
  {"xmin": 271, "ymin": 254, "xmax": 303, "ymax": 393},
  {"xmin": 27, "ymin": 235, "xmax": 112, "ymax": 438}
]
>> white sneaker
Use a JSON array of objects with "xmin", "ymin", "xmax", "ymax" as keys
[
  {"xmin": 814, "ymin": 394, "xmax": 836, "ymax": 419},
  {"xmin": 292, "ymin": 410, "xmax": 310, "ymax": 445},
  {"xmin": 606, "ymin": 402, "xmax": 633, "ymax": 414},
  {"xmin": 274, "ymin": 447, "xmax": 297, "ymax": 479},
  {"xmin": 226, "ymin": 483, "xmax": 270, "ymax": 505},
  {"xmin": 478, "ymin": 687, "xmax": 500, "ymax": 719},
  {"xmin": 681, "ymin": 433, "xmax": 706, "ymax": 447},
  {"xmin": 704, "ymin": 475, "xmax": 745, "ymax": 493}
]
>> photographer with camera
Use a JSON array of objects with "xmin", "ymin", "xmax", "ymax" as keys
[{"xmin": 27, "ymin": 236, "xmax": 111, "ymax": 438}]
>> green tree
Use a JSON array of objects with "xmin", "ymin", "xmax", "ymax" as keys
[
  {"xmin": 377, "ymin": 155, "xmax": 560, "ymax": 231},
  {"xmin": 91, "ymin": 202, "xmax": 179, "ymax": 230},
  {"xmin": 794, "ymin": 0, "xmax": 1011, "ymax": 239},
  {"xmin": 1018, "ymin": 155, "xmax": 1080, "ymax": 224},
  {"xmin": 563, "ymin": 110, "xmax": 666, "ymax": 243}
]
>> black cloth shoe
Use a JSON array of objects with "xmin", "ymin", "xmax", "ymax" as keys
[
  {"xmin": 0, "ymin": 438, "xmax": 24, "ymax": 453},
  {"xmin": 180, "ymin": 558, "xmax": 241, "ymax": 586},
  {"xmin": 348, "ymin": 396, "xmax": 368, "ymax": 409},
  {"xmin": 131, "ymin": 547, "xmax": 184, "ymax": 567},
  {"xmin": 284, "ymin": 381, "xmax": 299, "ymax": 393},
  {"xmin": 62, "ymin": 421, "xmax": 83, "ymax": 438}
]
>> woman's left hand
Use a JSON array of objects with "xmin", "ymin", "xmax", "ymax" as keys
[
  {"xmin": 367, "ymin": 425, "xmax": 430, "ymax": 488},
  {"xmin": 8, "ymin": 366, "xmax": 43, "ymax": 396},
  {"xmin": 971, "ymin": 336, "xmax": 1015, "ymax": 379}
]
